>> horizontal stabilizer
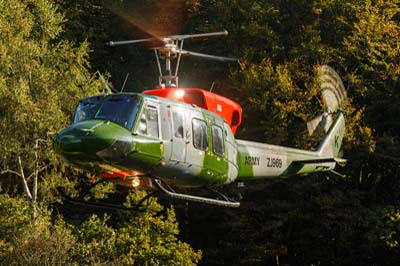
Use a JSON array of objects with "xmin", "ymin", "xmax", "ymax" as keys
[
  {"xmin": 328, "ymin": 170, "xmax": 348, "ymax": 178},
  {"xmin": 286, "ymin": 157, "xmax": 346, "ymax": 176}
]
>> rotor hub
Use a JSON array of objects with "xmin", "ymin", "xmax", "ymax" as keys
[{"xmin": 107, "ymin": 30, "xmax": 237, "ymax": 88}]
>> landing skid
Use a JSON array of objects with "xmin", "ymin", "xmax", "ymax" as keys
[
  {"xmin": 57, "ymin": 177, "xmax": 240, "ymax": 211},
  {"xmin": 153, "ymin": 179, "xmax": 240, "ymax": 208}
]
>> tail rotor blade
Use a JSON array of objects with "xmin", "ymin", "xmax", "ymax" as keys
[
  {"xmin": 307, "ymin": 114, "xmax": 324, "ymax": 136},
  {"xmin": 318, "ymin": 65, "xmax": 347, "ymax": 113},
  {"xmin": 323, "ymin": 115, "xmax": 333, "ymax": 133},
  {"xmin": 307, "ymin": 113, "xmax": 333, "ymax": 136}
]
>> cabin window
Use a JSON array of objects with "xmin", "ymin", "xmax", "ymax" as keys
[
  {"xmin": 172, "ymin": 111, "xmax": 184, "ymax": 138},
  {"xmin": 192, "ymin": 118, "xmax": 208, "ymax": 150},
  {"xmin": 95, "ymin": 95, "xmax": 140, "ymax": 130},
  {"xmin": 138, "ymin": 105, "xmax": 159, "ymax": 138},
  {"xmin": 212, "ymin": 125, "xmax": 224, "ymax": 156}
]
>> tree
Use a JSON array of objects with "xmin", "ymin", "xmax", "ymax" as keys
[
  {"xmin": 0, "ymin": 193, "xmax": 201, "ymax": 265},
  {"xmin": 0, "ymin": 0, "xmax": 102, "ymax": 176},
  {"xmin": 0, "ymin": 1, "xmax": 202, "ymax": 265}
]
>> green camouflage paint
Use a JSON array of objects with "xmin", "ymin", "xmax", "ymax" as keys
[
  {"xmin": 236, "ymin": 144, "xmax": 253, "ymax": 178},
  {"xmin": 198, "ymin": 113, "xmax": 229, "ymax": 185},
  {"xmin": 127, "ymin": 136, "xmax": 163, "ymax": 170}
]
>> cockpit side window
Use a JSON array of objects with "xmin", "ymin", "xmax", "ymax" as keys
[
  {"xmin": 95, "ymin": 95, "xmax": 140, "ymax": 130},
  {"xmin": 138, "ymin": 105, "xmax": 159, "ymax": 138}
]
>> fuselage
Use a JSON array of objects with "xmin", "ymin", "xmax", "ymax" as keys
[
  {"xmin": 54, "ymin": 92, "xmax": 239, "ymax": 187},
  {"xmin": 54, "ymin": 91, "xmax": 343, "ymax": 188}
]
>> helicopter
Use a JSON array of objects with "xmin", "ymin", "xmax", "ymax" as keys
[{"xmin": 53, "ymin": 30, "xmax": 347, "ymax": 209}]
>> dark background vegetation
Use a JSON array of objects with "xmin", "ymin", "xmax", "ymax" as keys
[{"xmin": 1, "ymin": 0, "xmax": 400, "ymax": 265}]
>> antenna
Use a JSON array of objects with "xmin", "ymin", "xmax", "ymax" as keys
[
  {"xmin": 209, "ymin": 81, "xmax": 215, "ymax": 92},
  {"xmin": 121, "ymin": 73, "xmax": 130, "ymax": 92},
  {"xmin": 108, "ymin": 30, "xmax": 237, "ymax": 88}
]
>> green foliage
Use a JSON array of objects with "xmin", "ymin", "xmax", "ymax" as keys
[
  {"xmin": 341, "ymin": 0, "xmax": 400, "ymax": 139},
  {"xmin": 0, "ymin": 0, "xmax": 104, "ymax": 209},
  {"xmin": 0, "ymin": 194, "xmax": 32, "ymax": 255},
  {"xmin": 69, "ymin": 192, "xmax": 202, "ymax": 265},
  {"xmin": 0, "ymin": 194, "xmax": 75, "ymax": 265},
  {"xmin": 0, "ymin": 192, "xmax": 201, "ymax": 265},
  {"xmin": 379, "ymin": 207, "xmax": 400, "ymax": 250},
  {"xmin": 0, "ymin": 0, "xmax": 101, "ymax": 173},
  {"xmin": 234, "ymin": 59, "xmax": 318, "ymax": 146}
]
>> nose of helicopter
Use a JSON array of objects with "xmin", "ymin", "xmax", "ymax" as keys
[{"xmin": 53, "ymin": 120, "xmax": 131, "ymax": 164}]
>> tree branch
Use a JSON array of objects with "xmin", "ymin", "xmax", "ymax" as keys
[
  {"xmin": 18, "ymin": 156, "xmax": 37, "ymax": 219},
  {"xmin": 0, "ymin": 169, "xmax": 22, "ymax": 177}
]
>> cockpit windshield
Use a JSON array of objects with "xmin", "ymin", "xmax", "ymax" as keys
[
  {"xmin": 73, "ymin": 95, "xmax": 104, "ymax": 124},
  {"xmin": 95, "ymin": 95, "xmax": 141, "ymax": 130}
]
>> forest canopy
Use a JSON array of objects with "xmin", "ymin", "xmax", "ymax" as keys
[{"xmin": 1, "ymin": 0, "xmax": 400, "ymax": 265}]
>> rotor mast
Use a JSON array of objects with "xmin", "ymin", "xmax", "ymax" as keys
[
  {"xmin": 107, "ymin": 30, "xmax": 237, "ymax": 88},
  {"xmin": 155, "ymin": 38, "xmax": 185, "ymax": 87}
]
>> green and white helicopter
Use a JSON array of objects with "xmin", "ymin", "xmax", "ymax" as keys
[{"xmin": 53, "ymin": 31, "xmax": 347, "ymax": 209}]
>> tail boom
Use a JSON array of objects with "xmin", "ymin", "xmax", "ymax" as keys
[{"xmin": 236, "ymin": 112, "xmax": 345, "ymax": 181}]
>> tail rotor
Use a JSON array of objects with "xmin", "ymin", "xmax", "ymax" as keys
[{"xmin": 307, "ymin": 65, "xmax": 347, "ymax": 136}]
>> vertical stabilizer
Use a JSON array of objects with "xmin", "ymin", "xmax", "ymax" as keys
[{"xmin": 317, "ymin": 111, "xmax": 345, "ymax": 157}]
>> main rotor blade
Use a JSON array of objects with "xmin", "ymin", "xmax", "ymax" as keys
[
  {"xmin": 182, "ymin": 50, "xmax": 238, "ymax": 62},
  {"xmin": 168, "ymin": 30, "xmax": 229, "ymax": 40},
  {"xmin": 107, "ymin": 37, "xmax": 160, "ymax": 47},
  {"xmin": 108, "ymin": 30, "xmax": 230, "ymax": 46}
]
